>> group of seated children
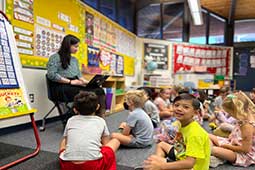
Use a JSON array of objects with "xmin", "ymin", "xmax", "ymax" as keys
[
  {"xmin": 59, "ymin": 89, "xmax": 155, "ymax": 170},
  {"xmin": 58, "ymin": 86, "xmax": 255, "ymax": 170}
]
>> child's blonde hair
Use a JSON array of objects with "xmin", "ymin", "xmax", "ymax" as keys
[
  {"xmin": 125, "ymin": 90, "xmax": 146, "ymax": 108},
  {"xmin": 222, "ymin": 91, "xmax": 255, "ymax": 121}
]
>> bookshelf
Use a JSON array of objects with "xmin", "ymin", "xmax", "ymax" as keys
[{"xmin": 83, "ymin": 74, "xmax": 125, "ymax": 115}]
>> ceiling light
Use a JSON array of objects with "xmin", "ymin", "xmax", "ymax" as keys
[
  {"xmin": 193, "ymin": 12, "xmax": 203, "ymax": 25},
  {"xmin": 187, "ymin": 0, "xmax": 203, "ymax": 25}
]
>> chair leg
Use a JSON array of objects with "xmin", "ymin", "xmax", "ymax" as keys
[
  {"xmin": 63, "ymin": 102, "xmax": 74, "ymax": 120},
  {"xmin": 56, "ymin": 103, "xmax": 67, "ymax": 127},
  {"xmin": 39, "ymin": 105, "xmax": 57, "ymax": 131}
]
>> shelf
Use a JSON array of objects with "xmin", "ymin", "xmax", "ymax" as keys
[
  {"xmin": 82, "ymin": 74, "xmax": 125, "ymax": 114},
  {"xmin": 116, "ymin": 93, "xmax": 125, "ymax": 96},
  {"xmin": 113, "ymin": 103, "xmax": 124, "ymax": 113}
]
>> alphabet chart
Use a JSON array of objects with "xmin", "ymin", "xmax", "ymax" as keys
[{"xmin": 0, "ymin": 18, "xmax": 19, "ymax": 88}]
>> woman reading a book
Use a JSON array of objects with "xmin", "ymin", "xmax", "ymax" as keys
[{"xmin": 47, "ymin": 34, "xmax": 106, "ymax": 117}]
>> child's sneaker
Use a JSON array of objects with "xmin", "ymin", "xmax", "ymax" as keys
[
  {"xmin": 134, "ymin": 166, "xmax": 143, "ymax": 170},
  {"xmin": 210, "ymin": 156, "xmax": 225, "ymax": 168},
  {"xmin": 209, "ymin": 122, "xmax": 217, "ymax": 130}
]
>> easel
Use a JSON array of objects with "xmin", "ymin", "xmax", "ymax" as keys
[{"xmin": 0, "ymin": 11, "xmax": 40, "ymax": 170}]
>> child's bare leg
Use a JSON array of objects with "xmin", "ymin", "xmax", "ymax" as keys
[
  {"xmin": 105, "ymin": 138, "xmax": 120, "ymax": 152},
  {"xmin": 209, "ymin": 134, "xmax": 220, "ymax": 146},
  {"xmin": 111, "ymin": 132, "xmax": 133, "ymax": 145},
  {"xmin": 155, "ymin": 141, "xmax": 172, "ymax": 157},
  {"xmin": 212, "ymin": 146, "xmax": 236, "ymax": 163}
]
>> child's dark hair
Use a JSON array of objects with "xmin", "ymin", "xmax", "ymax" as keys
[
  {"xmin": 137, "ymin": 87, "xmax": 153, "ymax": 100},
  {"xmin": 173, "ymin": 93, "xmax": 200, "ymax": 110},
  {"xmin": 73, "ymin": 91, "xmax": 98, "ymax": 115}
]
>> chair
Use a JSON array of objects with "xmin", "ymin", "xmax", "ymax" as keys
[{"xmin": 39, "ymin": 75, "xmax": 72, "ymax": 131}]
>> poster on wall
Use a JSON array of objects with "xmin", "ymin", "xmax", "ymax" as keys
[
  {"xmin": 91, "ymin": 15, "xmax": 117, "ymax": 53},
  {"xmin": 173, "ymin": 43, "xmax": 231, "ymax": 76},
  {"xmin": 34, "ymin": 24, "xmax": 65, "ymax": 58},
  {"xmin": 144, "ymin": 43, "xmax": 168, "ymax": 70},
  {"xmin": 93, "ymin": 16, "xmax": 100, "ymax": 48},
  {"xmin": 85, "ymin": 12, "xmax": 94, "ymax": 46},
  {"xmin": 100, "ymin": 50, "xmax": 112, "ymax": 67},
  {"xmin": 100, "ymin": 19, "xmax": 107, "ymax": 49},
  {"xmin": 0, "ymin": 89, "xmax": 28, "ymax": 115},
  {"xmin": 13, "ymin": 0, "xmax": 34, "ymax": 24},
  {"xmin": 87, "ymin": 46, "xmax": 102, "ymax": 74},
  {"xmin": 0, "ymin": 18, "xmax": 19, "ymax": 88},
  {"xmin": 116, "ymin": 55, "xmax": 123, "ymax": 76},
  {"xmin": 110, "ymin": 54, "xmax": 123, "ymax": 76},
  {"xmin": 14, "ymin": 26, "xmax": 34, "ymax": 55},
  {"xmin": 110, "ymin": 53, "xmax": 117, "ymax": 75}
]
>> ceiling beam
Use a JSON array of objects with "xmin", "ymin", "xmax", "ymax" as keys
[
  {"xmin": 228, "ymin": 0, "xmax": 237, "ymax": 24},
  {"xmin": 136, "ymin": 0, "xmax": 159, "ymax": 12},
  {"xmin": 136, "ymin": 0, "xmax": 184, "ymax": 12},
  {"xmin": 201, "ymin": 7, "xmax": 227, "ymax": 20}
]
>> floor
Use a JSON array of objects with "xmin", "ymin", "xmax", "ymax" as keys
[{"xmin": 0, "ymin": 111, "xmax": 254, "ymax": 170}]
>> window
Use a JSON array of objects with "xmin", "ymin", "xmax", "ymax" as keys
[
  {"xmin": 137, "ymin": 4, "xmax": 161, "ymax": 39},
  {"xmin": 189, "ymin": 11, "xmax": 207, "ymax": 44},
  {"xmin": 163, "ymin": 3, "xmax": 183, "ymax": 42},
  {"xmin": 118, "ymin": 0, "xmax": 135, "ymax": 32},
  {"xmin": 234, "ymin": 20, "xmax": 255, "ymax": 42},
  {"xmin": 83, "ymin": 0, "xmax": 98, "ymax": 9},
  {"xmin": 100, "ymin": 0, "xmax": 116, "ymax": 20},
  {"xmin": 209, "ymin": 13, "xmax": 225, "ymax": 44}
]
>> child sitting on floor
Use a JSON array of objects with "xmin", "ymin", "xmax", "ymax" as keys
[
  {"xmin": 111, "ymin": 90, "xmax": 154, "ymax": 148},
  {"xmin": 59, "ymin": 91, "xmax": 120, "ymax": 170},
  {"xmin": 144, "ymin": 93, "xmax": 211, "ymax": 170},
  {"xmin": 209, "ymin": 91, "xmax": 255, "ymax": 167},
  {"xmin": 137, "ymin": 87, "xmax": 160, "ymax": 128},
  {"xmin": 154, "ymin": 88, "xmax": 174, "ymax": 119}
]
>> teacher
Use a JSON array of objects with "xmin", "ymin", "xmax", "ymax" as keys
[{"xmin": 47, "ymin": 34, "xmax": 106, "ymax": 117}]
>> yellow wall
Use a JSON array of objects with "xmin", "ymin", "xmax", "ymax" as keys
[{"xmin": 5, "ymin": 0, "xmax": 135, "ymax": 75}]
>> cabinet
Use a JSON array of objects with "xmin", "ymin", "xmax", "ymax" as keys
[{"xmin": 83, "ymin": 74, "xmax": 125, "ymax": 115}]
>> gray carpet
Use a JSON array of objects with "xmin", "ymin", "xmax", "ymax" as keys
[
  {"xmin": 0, "ymin": 111, "xmax": 254, "ymax": 170},
  {"xmin": 0, "ymin": 142, "xmax": 132, "ymax": 170}
]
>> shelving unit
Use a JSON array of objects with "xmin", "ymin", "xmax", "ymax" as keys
[{"xmin": 83, "ymin": 74, "xmax": 125, "ymax": 115}]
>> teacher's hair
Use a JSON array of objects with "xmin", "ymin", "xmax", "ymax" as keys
[{"xmin": 58, "ymin": 34, "xmax": 80, "ymax": 69}]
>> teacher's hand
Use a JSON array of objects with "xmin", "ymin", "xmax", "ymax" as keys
[
  {"xmin": 70, "ymin": 79, "xmax": 84, "ymax": 86},
  {"xmin": 80, "ymin": 78, "xmax": 89, "ymax": 85}
]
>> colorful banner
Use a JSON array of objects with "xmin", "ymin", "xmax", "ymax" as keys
[{"xmin": 173, "ymin": 43, "xmax": 231, "ymax": 76}]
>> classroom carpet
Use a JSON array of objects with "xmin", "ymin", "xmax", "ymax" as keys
[{"xmin": 0, "ymin": 111, "xmax": 254, "ymax": 170}]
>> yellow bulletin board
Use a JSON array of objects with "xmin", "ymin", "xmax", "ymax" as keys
[
  {"xmin": 83, "ymin": 4, "xmax": 136, "ymax": 75},
  {"xmin": 5, "ymin": 0, "xmax": 136, "ymax": 75},
  {"xmin": 5, "ymin": 0, "xmax": 85, "ymax": 68},
  {"xmin": 123, "ymin": 55, "xmax": 135, "ymax": 76}
]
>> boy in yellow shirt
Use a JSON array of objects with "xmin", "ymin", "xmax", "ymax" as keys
[{"xmin": 143, "ymin": 93, "xmax": 210, "ymax": 170}]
